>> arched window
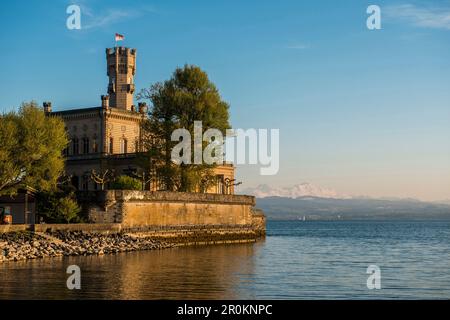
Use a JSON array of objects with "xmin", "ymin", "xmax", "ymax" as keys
[
  {"xmin": 120, "ymin": 138, "xmax": 128, "ymax": 154},
  {"xmin": 92, "ymin": 139, "xmax": 98, "ymax": 153},
  {"xmin": 82, "ymin": 175, "xmax": 89, "ymax": 190},
  {"xmin": 217, "ymin": 175, "xmax": 225, "ymax": 194},
  {"xmin": 71, "ymin": 176, "xmax": 79, "ymax": 190},
  {"xmin": 82, "ymin": 138, "xmax": 89, "ymax": 154},
  {"xmin": 109, "ymin": 137, "xmax": 114, "ymax": 154},
  {"xmin": 134, "ymin": 139, "xmax": 139, "ymax": 153},
  {"xmin": 72, "ymin": 138, "xmax": 79, "ymax": 155}
]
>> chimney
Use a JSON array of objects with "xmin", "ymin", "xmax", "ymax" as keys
[
  {"xmin": 138, "ymin": 102, "xmax": 148, "ymax": 114},
  {"xmin": 101, "ymin": 95, "xmax": 109, "ymax": 108},
  {"xmin": 43, "ymin": 102, "xmax": 52, "ymax": 113}
]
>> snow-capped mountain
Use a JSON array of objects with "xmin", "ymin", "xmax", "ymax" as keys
[{"xmin": 238, "ymin": 183, "xmax": 350, "ymax": 199}]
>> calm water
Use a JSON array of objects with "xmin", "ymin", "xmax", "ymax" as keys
[{"xmin": 1, "ymin": 220, "xmax": 449, "ymax": 299}]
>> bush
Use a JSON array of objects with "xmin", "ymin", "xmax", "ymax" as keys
[
  {"xmin": 111, "ymin": 175, "xmax": 141, "ymax": 190},
  {"xmin": 56, "ymin": 197, "xmax": 81, "ymax": 223},
  {"xmin": 37, "ymin": 192, "xmax": 82, "ymax": 223}
]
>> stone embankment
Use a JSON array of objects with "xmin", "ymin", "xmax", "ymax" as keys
[{"xmin": 0, "ymin": 231, "xmax": 174, "ymax": 263}]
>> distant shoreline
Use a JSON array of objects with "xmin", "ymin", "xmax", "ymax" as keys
[
  {"xmin": 266, "ymin": 218, "xmax": 450, "ymax": 221},
  {"xmin": 256, "ymin": 196, "xmax": 450, "ymax": 221}
]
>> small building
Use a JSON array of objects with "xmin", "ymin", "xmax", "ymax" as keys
[{"xmin": 0, "ymin": 188, "xmax": 37, "ymax": 225}]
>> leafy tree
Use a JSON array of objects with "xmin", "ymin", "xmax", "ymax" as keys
[
  {"xmin": 56, "ymin": 197, "xmax": 81, "ymax": 223},
  {"xmin": 111, "ymin": 175, "xmax": 142, "ymax": 190},
  {"xmin": 137, "ymin": 65, "xmax": 231, "ymax": 192},
  {"xmin": 0, "ymin": 102, "xmax": 68, "ymax": 196},
  {"xmin": 37, "ymin": 191, "xmax": 82, "ymax": 223}
]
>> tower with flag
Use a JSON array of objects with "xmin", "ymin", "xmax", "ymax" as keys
[{"xmin": 106, "ymin": 44, "xmax": 136, "ymax": 110}]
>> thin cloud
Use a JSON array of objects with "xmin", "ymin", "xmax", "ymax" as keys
[
  {"xmin": 78, "ymin": 4, "xmax": 156, "ymax": 30},
  {"xmin": 385, "ymin": 3, "xmax": 450, "ymax": 30}
]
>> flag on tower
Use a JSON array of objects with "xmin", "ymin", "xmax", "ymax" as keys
[{"xmin": 115, "ymin": 33, "xmax": 124, "ymax": 41}]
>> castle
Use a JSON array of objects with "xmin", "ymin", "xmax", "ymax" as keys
[
  {"xmin": 46, "ymin": 47, "xmax": 235, "ymax": 194},
  {"xmin": 0, "ymin": 46, "xmax": 265, "ymax": 241}
]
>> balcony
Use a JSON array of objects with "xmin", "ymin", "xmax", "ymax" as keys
[{"xmin": 66, "ymin": 152, "xmax": 139, "ymax": 162}]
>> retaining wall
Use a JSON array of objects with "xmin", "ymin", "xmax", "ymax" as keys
[
  {"xmin": 1, "ymin": 191, "xmax": 266, "ymax": 243},
  {"xmin": 85, "ymin": 191, "xmax": 263, "ymax": 231}
]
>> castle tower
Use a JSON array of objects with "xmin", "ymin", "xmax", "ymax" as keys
[{"xmin": 106, "ymin": 47, "xmax": 136, "ymax": 110}]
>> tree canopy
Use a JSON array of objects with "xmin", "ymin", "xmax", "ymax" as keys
[
  {"xmin": 0, "ymin": 102, "xmax": 68, "ymax": 196},
  {"xmin": 137, "ymin": 65, "xmax": 231, "ymax": 192}
]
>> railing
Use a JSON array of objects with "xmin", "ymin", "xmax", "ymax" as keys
[{"xmin": 66, "ymin": 152, "xmax": 138, "ymax": 161}]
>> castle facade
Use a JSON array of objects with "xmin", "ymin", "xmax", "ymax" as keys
[{"xmin": 45, "ymin": 47, "xmax": 235, "ymax": 194}]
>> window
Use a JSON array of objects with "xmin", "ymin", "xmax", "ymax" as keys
[
  {"xmin": 119, "ymin": 64, "xmax": 127, "ymax": 74},
  {"xmin": 82, "ymin": 138, "xmax": 89, "ymax": 154},
  {"xmin": 71, "ymin": 176, "xmax": 79, "ymax": 190},
  {"xmin": 224, "ymin": 178, "xmax": 231, "ymax": 195},
  {"xmin": 120, "ymin": 138, "xmax": 128, "ymax": 154},
  {"xmin": 134, "ymin": 140, "xmax": 139, "ymax": 152},
  {"xmin": 217, "ymin": 175, "xmax": 225, "ymax": 194},
  {"xmin": 92, "ymin": 139, "xmax": 98, "ymax": 153},
  {"xmin": 72, "ymin": 138, "xmax": 79, "ymax": 155},
  {"xmin": 109, "ymin": 137, "xmax": 114, "ymax": 154},
  {"xmin": 82, "ymin": 175, "xmax": 89, "ymax": 190}
]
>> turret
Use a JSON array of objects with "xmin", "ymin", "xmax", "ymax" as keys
[
  {"xmin": 43, "ymin": 101, "xmax": 52, "ymax": 113},
  {"xmin": 101, "ymin": 95, "xmax": 109, "ymax": 108},
  {"xmin": 138, "ymin": 102, "xmax": 148, "ymax": 114},
  {"xmin": 105, "ymin": 47, "xmax": 136, "ymax": 111}
]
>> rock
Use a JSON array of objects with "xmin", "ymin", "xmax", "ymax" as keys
[{"xmin": 0, "ymin": 230, "xmax": 174, "ymax": 264}]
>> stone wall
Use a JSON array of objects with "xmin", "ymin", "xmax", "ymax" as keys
[
  {"xmin": 0, "ymin": 225, "xmax": 30, "ymax": 233},
  {"xmin": 85, "ymin": 191, "xmax": 265, "ymax": 235},
  {"xmin": 0, "ymin": 191, "xmax": 266, "ymax": 244},
  {"xmin": 33, "ymin": 223, "xmax": 122, "ymax": 234}
]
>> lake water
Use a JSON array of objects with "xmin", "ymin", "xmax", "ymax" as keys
[{"xmin": 1, "ymin": 220, "xmax": 449, "ymax": 299}]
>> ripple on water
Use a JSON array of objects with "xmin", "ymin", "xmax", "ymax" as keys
[{"xmin": 0, "ymin": 220, "xmax": 449, "ymax": 299}]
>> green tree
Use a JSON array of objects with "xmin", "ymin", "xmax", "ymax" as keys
[
  {"xmin": 56, "ymin": 197, "xmax": 81, "ymax": 223},
  {"xmin": 111, "ymin": 175, "xmax": 142, "ymax": 190},
  {"xmin": 0, "ymin": 102, "xmax": 68, "ymax": 196},
  {"xmin": 37, "ymin": 191, "xmax": 82, "ymax": 223},
  {"xmin": 137, "ymin": 65, "xmax": 231, "ymax": 192}
]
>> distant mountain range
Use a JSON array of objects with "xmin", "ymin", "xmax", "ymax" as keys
[
  {"xmin": 256, "ymin": 196, "xmax": 450, "ymax": 220},
  {"xmin": 238, "ymin": 183, "xmax": 450, "ymax": 220},
  {"xmin": 240, "ymin": 183, "xmax": 350, "ymax": 199}
]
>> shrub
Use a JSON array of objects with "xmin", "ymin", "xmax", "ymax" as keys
[
  {"xmin": 111, "ymin": 175, "xmax": 141, "ymax": 190},
  {"xmin": 56, "ymin": 197, "xmax": 81, "ymax": 223},
  {"xmin": 37, "ymin": 192, "xmax": 82, "ymax": 223}
]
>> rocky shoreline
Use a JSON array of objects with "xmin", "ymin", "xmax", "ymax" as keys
[{"xmin": 0, "ymin": 231, "xmax": 175, "ymax": 263}]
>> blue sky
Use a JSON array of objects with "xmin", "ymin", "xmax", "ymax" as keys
[{"xmin": 0, "ymin": 0, "xmax": 449, "ymax": 200}]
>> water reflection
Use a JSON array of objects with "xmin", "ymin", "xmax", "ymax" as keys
[
  {"xmin": 0, "ymin": 242, "xmax": 263, "ymax": 300},
  {"xmin": 2, "ymin": 221, "xmax": 450, "ymax": 299}
]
